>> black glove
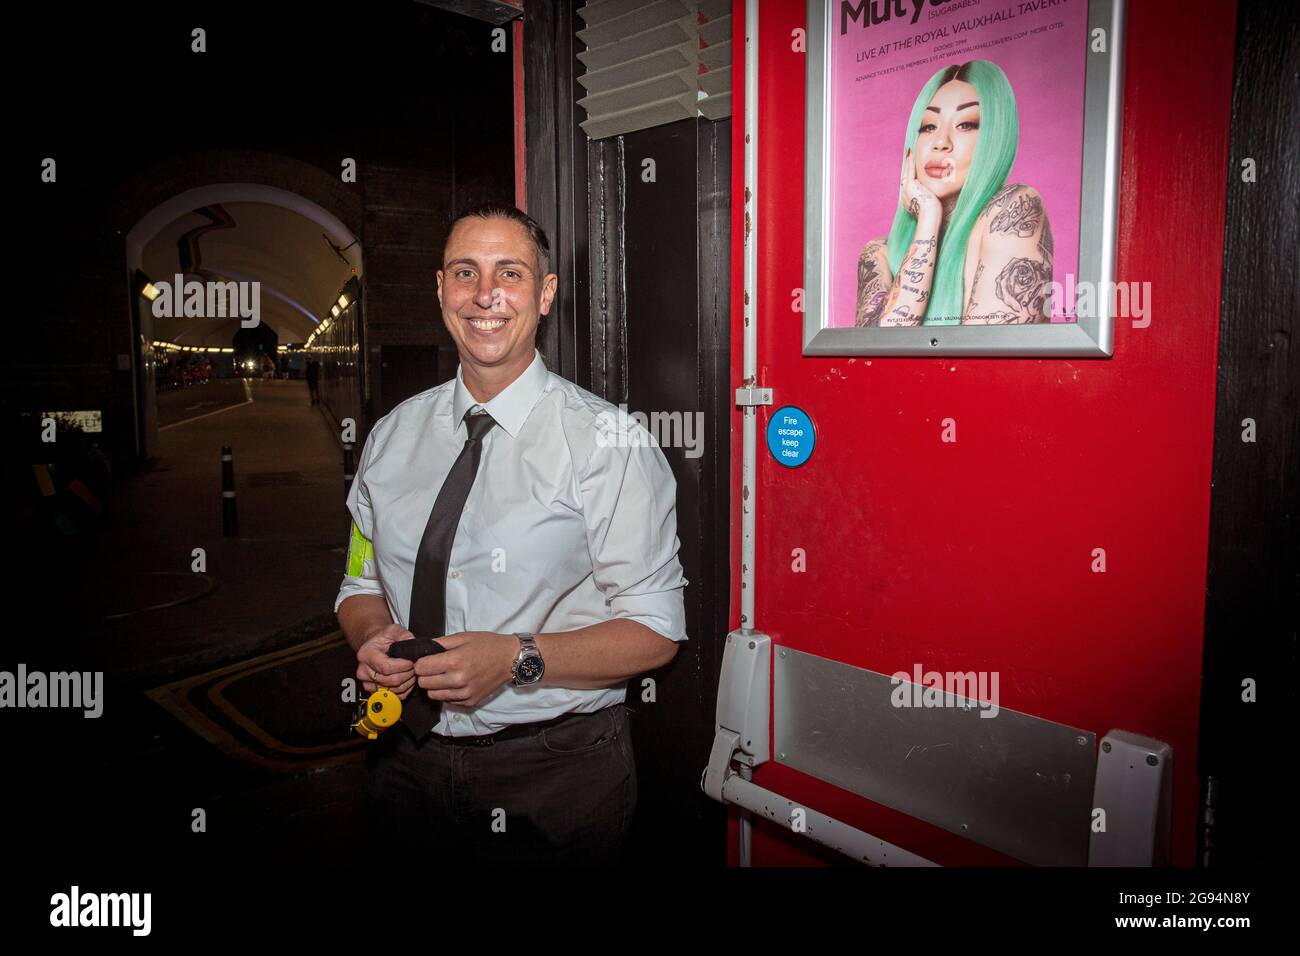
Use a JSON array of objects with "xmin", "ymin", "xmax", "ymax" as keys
[{"xmin": 387, "ymin": 636, "xmax": 447, "ymax": 733}]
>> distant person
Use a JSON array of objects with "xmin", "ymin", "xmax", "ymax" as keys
[{"xmin": 306, "ymin": 358, "xmax": 321, "ymax": 405}]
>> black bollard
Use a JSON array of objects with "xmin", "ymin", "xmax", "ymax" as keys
[{"xmin": 221, "ymin": 444, "xmax": 238, "ymax": 536}]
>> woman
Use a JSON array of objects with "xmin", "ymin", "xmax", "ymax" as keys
[{"xmin": 854, "ymin": 60, "xmax": 1053, "ymax": 327}]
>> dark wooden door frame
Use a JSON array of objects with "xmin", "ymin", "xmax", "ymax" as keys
[
  {"xmin": 522, "ymin": 0, "xmax": 732, "ymax": 865},
  {"xmin": 523, "ymin": 0, "xmax": 592, "ymax": 388},
  {"xmin": 1198, "ymin": 0, "xmax": 1298, "ymax": 868}
]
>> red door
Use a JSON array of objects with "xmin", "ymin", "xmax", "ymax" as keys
[{"xmin": 727, "ymin": 0, "xmax": 1237, "ymax": 866}]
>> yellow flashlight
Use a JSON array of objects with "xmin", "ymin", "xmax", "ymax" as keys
[{"xmin": 353, "ymin": 688, "xmax": 402, "ymax": 739}]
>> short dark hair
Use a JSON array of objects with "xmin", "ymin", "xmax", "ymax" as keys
[{"xmin": 446, "ymin": 201, "xmax": 551, "ymax": 277}]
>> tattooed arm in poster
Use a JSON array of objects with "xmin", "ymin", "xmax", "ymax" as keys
[
  {"xmin": 856, "ymin": 181, "xmax": 1055, "ymax": 327},
  {"xmin": 855, "ymin": 148, "xmax": 942, "ymax": 327},
  {"xmin": 962, "ymin": 183, "xmax": 1054, "ymax": 324}
]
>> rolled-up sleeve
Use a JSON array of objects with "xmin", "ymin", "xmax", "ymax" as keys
[
  {"xmin": 334, "ymin": 432, "xmax": 385, "ymax": 614},
  {"xmin": 578, "ymin": 423, "xmax": 689, "ymax": 642}
]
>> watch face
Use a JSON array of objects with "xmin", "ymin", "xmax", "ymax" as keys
[{"xmin": 516, "ymin": 655, "xmax": 545, "ymax": 684}]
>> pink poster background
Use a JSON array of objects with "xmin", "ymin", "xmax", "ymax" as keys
[{"xmin": 827, "ymin": 0, "xmax": 1089, "ymax": 327}]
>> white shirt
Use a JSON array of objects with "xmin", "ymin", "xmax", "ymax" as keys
[{"xmin": 336, "ymin": 348, "xmax": 689, "ymax": 735}]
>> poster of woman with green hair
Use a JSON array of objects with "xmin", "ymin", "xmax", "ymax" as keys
[
  {"xmin": 804, "ymin": 0, "xmax": 1124, "ymax": 357},
  {"xmin": 855, "ymin": 59, "xmax": 1055, "ymax": 328}
]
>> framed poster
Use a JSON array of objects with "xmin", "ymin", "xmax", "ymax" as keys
[{"xmin": 804, "ymin": 0, "xmax": 1125, "ymax": 356}]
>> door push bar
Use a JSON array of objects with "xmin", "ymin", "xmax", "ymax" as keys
[
  {"xmin": 701, "ymin": 629, "xmax": 938, "ymax": 867},
  {"xmin": 702, "ymin": 632, "xmax": 1174, "ymax": 867}
]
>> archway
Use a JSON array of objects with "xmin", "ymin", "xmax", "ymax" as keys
[{"xmin": 124, "ymin": 181, "xmax": 363, "ymax": 457}]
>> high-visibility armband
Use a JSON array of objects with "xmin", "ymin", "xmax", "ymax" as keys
[{"xmin": 347, "ymin": 520, "xmax": 375, "ymax": 576}]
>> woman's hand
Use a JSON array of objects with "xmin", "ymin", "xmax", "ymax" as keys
[
  {"xmin": 356, "ymin": 625, "xmax": 417, "ymax": 699},
  {"xmin": 414, "ymin": 632, "xmax": 517, "ymax": 708},
  {"xmin": 900, "ymin": 148, "xmax": 941, "ymax": 225}
]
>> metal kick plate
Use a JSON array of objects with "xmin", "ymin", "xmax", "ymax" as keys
[{"xmin": 774, "ymin": 648, "xmax": 1095, "ymax": 866}]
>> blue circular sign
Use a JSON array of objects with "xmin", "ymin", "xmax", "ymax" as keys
[{"xmin": 766, "ymin": 405, "xmax": 815, "ymax": 468}]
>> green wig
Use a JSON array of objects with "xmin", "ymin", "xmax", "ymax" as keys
[{"xmin": 885, "ymin": 60, "xmax": 1019, "ymax": 325}]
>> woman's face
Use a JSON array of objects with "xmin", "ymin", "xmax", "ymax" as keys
[{"xmin": 914, "ymin": 79, "xmax": 980, "ymax": 200}]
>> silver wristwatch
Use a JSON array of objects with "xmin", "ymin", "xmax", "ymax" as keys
[{"xmin": 510, "ymin": 633, "xmax": 545, "ymax": 686}]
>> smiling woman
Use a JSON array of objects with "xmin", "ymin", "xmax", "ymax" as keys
[
  {"xmin": 853, "ymin": 59, "xmax": 1053, "ymax": 328},
  {"xmin": 436, "ymin": 203, "xmax": 558, "ymax": 402},
  {"xmin": 340, "ymin": 198, "xmax": 687, "ymax": 866}
]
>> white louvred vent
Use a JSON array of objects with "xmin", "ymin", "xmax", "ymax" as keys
[
  {"xmin": 696, "ymin": 0, "xmax": 732, "ymax": 121},
  {"xmin": 576, "ymin": 0, "xmax": 733, "ymax": 140}
]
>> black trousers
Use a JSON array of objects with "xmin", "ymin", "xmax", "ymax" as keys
[{"xmin": 362, "ymin": 703, "xmax": 636, "ymax": 866}]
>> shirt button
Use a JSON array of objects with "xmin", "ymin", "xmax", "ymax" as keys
[
  {"xmin": 450, "ymin": 569, "xmax": 460, "ymax": 579},
  {"xmin": 463, "ymin": 504, "xmax": 469, "ymax": 513},
  {"xmin": 452, "ymin": 714, "xmax": 461, "ymax": 722}
]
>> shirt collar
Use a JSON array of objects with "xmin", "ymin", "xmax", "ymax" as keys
[{"xmin": 452, "ymin": 349, "xmax": 548, "ymax": 439}]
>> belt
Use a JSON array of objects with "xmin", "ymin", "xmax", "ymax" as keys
[{"xmin": 427, "ymin": 706, "xmax": 613, "ymax": 747}]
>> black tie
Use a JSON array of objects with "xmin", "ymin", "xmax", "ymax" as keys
[{"xmin": 404, "ymin": 406, "xmax": 498, "ymax": 741}]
